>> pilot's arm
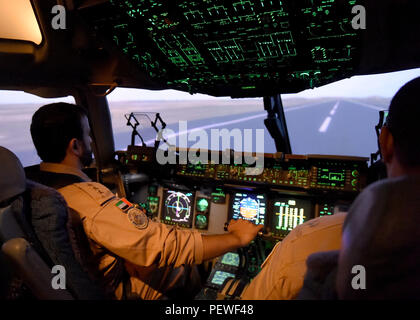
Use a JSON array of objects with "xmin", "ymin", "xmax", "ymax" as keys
[{"xmin": 58, "ymin": 182, "xmax": 261, "ymax": 269}]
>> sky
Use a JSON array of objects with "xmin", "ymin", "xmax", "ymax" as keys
[{"xmin": 1, "ymin": 68, "xmax": 420, "ymax": 104}]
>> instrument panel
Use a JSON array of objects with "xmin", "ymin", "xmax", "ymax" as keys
[
  {"xmin": 121, "ymin": 149, "xmax": 368, "ymax": 240},
  {"xmin": 120, "ymin": 147, "xmax": 367, "ymax": 240},
  {"xmin": 120, "ymin": 150, "xmax": 368, "ymax": 295},
  {"xmin": 151, "ymin": 184, "xmax": 358, "ymax": 240}
]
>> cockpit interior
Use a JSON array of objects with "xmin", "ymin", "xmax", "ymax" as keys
[{"xmin": 0, "ymin": 0, "xmax": 419, "ymax": 301}]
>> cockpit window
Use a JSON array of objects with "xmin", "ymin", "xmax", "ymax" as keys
[
  {"xmin": 109, "ymin": 68, "xmax": 420, "ymax": 159},
  {"xmin": 283, "ymin": 68, "xmax": 420, "ymax": 158},
  {"xmin": 107, "ymin": 89, "xmax": 272, "ymax": 153},
  {"xmin": 0, "ymin": 91, "xmax": 75, "ymax": 166}
]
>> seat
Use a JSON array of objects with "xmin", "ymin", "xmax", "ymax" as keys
[
  {"xmin": 0, "ymin": 146, "xmax": 106, "ymax": 300},
  {"xmin": 217, "ymin": 277, "xmax": 249, "ymax": 300},
  {"xmin": 2, "ymin": 238, "xmax": 73, "ymax": 300},
  {"xmin": 336, "ymin": 175, "xmax": 420, "ymax": 299}
]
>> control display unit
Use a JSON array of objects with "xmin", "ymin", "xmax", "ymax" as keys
[
  {"xmin": 161, "ymin": 189, "xmax": 195, "ymax": 228},
  {"xmin": 231, "ymin": 192, "xmax": 266, "ymax": 225},
  {"xmin": 210, "ymin": 271, "xmax": 236, "ymax": 286},
  {"xmin": 272, "ymin": 197, "xmax": 313, "ymax": 237},
  {"xmin": 221, "ymin": 252, "xmax": 240, "ymax": 268},
  {"xmin": 206, "ymin": 251, "xmax": 241, "ymax": 290}
]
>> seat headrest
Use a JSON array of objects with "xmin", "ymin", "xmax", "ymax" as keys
[
  {"xmin": 337, "ymin": 175, "xmax": 420, "ymax": 299},
  {"xmin": 0, "ymin": 146, "xmax": 26, "ymax": 203}
]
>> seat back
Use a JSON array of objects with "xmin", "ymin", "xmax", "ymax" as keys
[
  {"xmin": 2, "ymin": 238, "xmax": 73, "ymax": 300},
  {"xmin": 0, "ymin": 206, "xmax": 25, "ymax": 243},
  {"xmin": 337, "ymin": 175, "xmax": 420, "ymax": 299},
  {"xmin": 0, "ymin": 146, "xmax": 106, "ymax": 300},
  {"xmin": 20, "ymin": 180, "xmax": 107, "ymax": 299},
  {"xmin": 0, "ymin": 206, "xmax": 26, "ymax": 299}
]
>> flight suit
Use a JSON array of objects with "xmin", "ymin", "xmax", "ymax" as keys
[
  {"xmin": 241, "ymin": 212, "xmax": 346, "ymax": 300},
  {"xmin": 39, "ymin": 163, "xmax": 204, "ymax": 300}
]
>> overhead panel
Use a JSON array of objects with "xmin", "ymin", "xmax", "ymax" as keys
[{"xmin": 87, "ymin": 0, "xmax": 363, "ymax": 97}]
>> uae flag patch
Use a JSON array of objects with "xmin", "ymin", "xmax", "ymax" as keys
[{"xmin": 115, "ymin": 198, "xmax": 132, "ymax": 212}]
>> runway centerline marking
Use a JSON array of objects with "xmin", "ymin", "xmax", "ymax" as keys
[
  {"xmin": 319, "ymin": 101, "xmax": 339, "ymax": 133},
  {"xmin": 329, "ymin": 101, "xmax": 340, "ymax": 115},
  {"xmin": 319, "ymin": 117, "xmax": 333, "ymax": 133}
]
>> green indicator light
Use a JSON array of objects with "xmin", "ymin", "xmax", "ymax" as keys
[
  {"xmin": 105, "ymin": 0, "xmax": 359, "ymax": 95},
  {"xmin": 195, "ymin": 215, "xmax": 208, "ymax": 229},
  {"xmin": 197, "ymin": 198, "xmax": 209, "ymax": 212}
]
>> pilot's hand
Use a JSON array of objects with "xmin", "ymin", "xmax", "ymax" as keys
[{"xmin": 227, "ymin": 219, "xmax": 263, "ymax": 247}]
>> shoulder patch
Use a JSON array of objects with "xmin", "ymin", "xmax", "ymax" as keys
[
  {"xmin": 73, "ymin": 182, "xmax": 115, "ymax": 206},
  {"xmin": 127, "ymin": 207, "xmax": 149, "ymax": 230},
  {"xmin": 115, "ymin": 198, "xmax": 132, "ymax": 212}
]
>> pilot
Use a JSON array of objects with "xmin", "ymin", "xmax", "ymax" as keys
[
  {"xmin": 28, "ymin": 102, "xmax": 262, "ymax": 300},
  {"xmin": 240, "ymin": 207, "xmax": 347, "ymax": 300},
  {"xmin": 333, "ymin": 77, "xmax": 420, "ymax": 299},
  {"xmin": 245, "ymin": 77, "xmax": 420, "ymax": 300}
]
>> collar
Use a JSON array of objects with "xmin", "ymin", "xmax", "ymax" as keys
[{"xmin": 40, "ymin": 162, "xmax": 92, "ymax": 182}]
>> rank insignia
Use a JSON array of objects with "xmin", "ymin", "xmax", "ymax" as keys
[{"xmin": 127, "ymin": 207, "xmax": 149, "ymax": 230}]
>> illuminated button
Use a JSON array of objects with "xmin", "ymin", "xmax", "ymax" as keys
[
  {"xmin": 197, "ymin": 198, "xmax": 209, "ymax": 212},
  {"xmin": 351, "ymin": 179, "xmax": 358, "ymax": 187},
  {"xmin": 352, "ymin": 170, "xmax": 359, "ymax": 178}
]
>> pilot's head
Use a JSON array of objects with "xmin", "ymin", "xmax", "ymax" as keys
[
  {"xmin": 30, "ymin": 103, "xmax": 93, "ymax": 169},
  {"xmin": 380, "ymin": 76, "xmax": 420, "ymax": 177}
]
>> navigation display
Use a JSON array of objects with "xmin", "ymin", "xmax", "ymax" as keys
[
  {"xmin": 272, "ymin": 198, "xmax": 312, "ymax": 237},
  {"xmin": 162, "ymin": 189, "xmax": 195, "ymax": 228},
  {"xmin": 231, "ymin": 192, "xmax": 266, "ymax": 225}
]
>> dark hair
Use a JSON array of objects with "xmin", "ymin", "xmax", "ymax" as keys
[
  {"xmin": 385, "ymin": 77, "xmax": 420, "ymax": 167},
  {"xmin": 30, "ymin": 103, "xmax": 88, "ymax": 163}
]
